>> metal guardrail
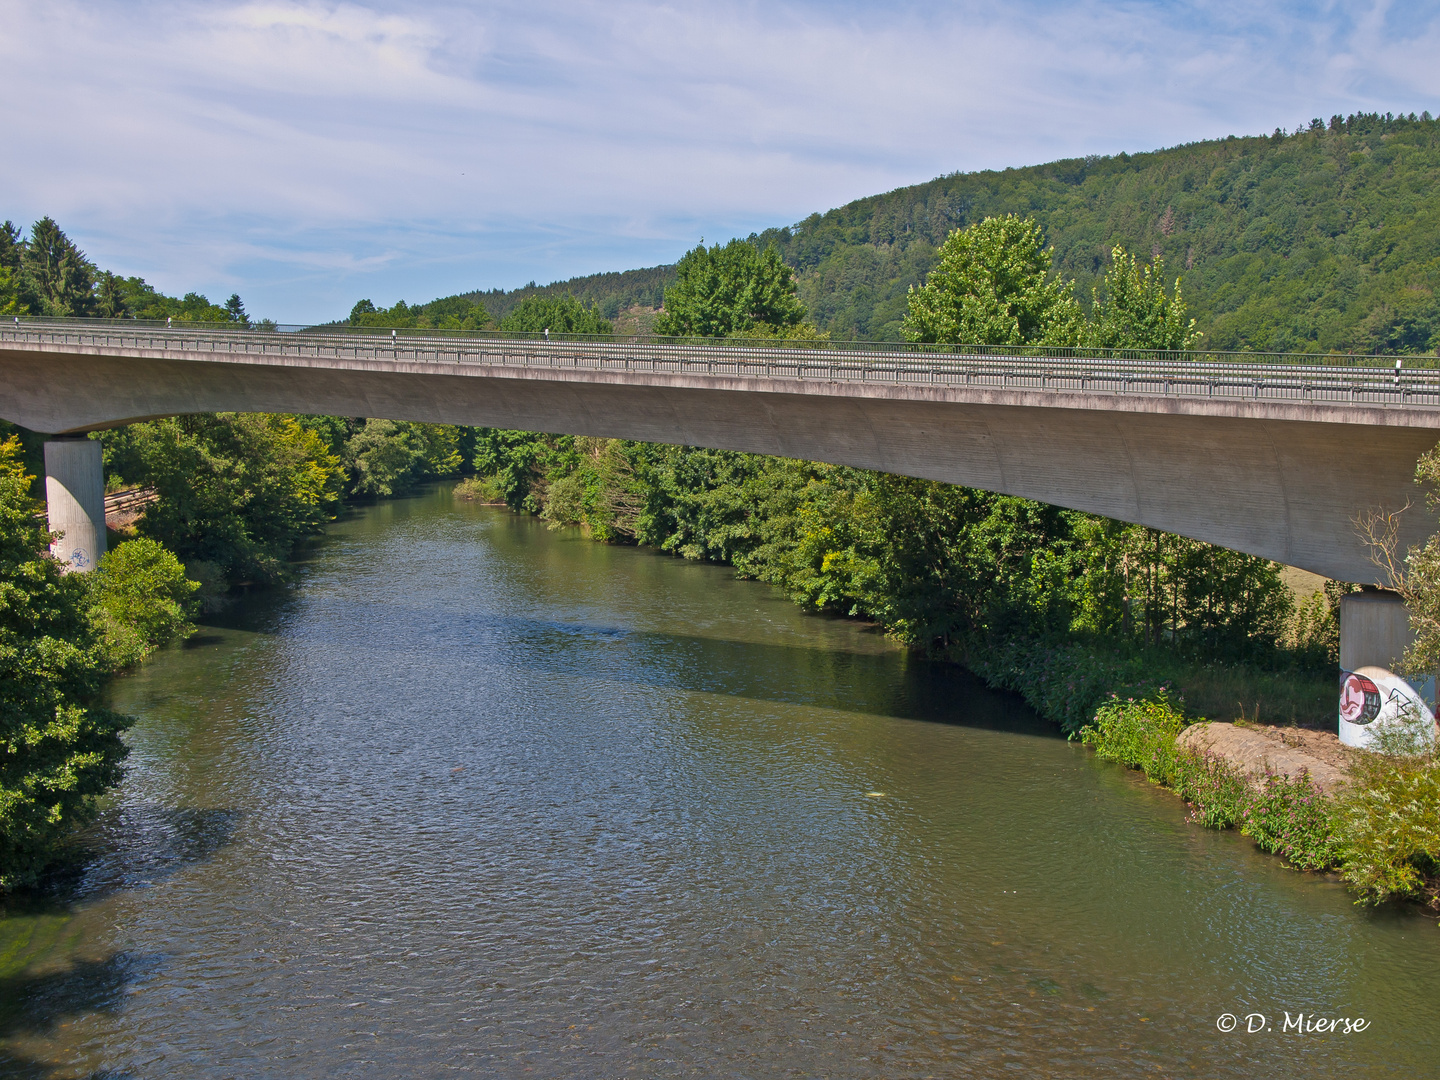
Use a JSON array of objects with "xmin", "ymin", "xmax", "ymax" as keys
[{"xmin": 6, "ymin": 317, "xmax": 1440, "ymax": 410}]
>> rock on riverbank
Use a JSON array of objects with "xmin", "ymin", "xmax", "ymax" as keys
[{"xmin": 1178, "ymin": 722, "xmax": 1351, "ymax": 793}]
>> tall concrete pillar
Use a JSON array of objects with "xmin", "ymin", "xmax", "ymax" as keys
[
  {"xmin": 44, "ymin": 437, "xmax": 105, "ymax": 572},
  {"xmin": 1339, "ymin": 591, "xmax": 1412, "ymax": 672},
  {"xmin": 1338, "ymin": 590, "xmax": 1438, "ymax": 749}
]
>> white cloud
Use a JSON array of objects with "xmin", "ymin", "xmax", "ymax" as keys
[{"xmin": 0, "ymin": 0, "xmax": 1434, "ymax": 321}]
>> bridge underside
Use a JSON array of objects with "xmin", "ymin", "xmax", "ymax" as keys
[{"xmin": 3, "ymin": 344, "xmax": 1438, "ymax": 583}]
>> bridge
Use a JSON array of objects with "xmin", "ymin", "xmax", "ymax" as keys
[{"xmin": 5, "ymin": 320, "xmax": 1440, "ymax": 611}]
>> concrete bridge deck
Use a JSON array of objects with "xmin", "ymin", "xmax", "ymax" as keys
[{"xmin": 4, "ymin": 320, "xmax": 1440, "ymax": 583}]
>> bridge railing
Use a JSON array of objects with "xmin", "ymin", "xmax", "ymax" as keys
[{"xmin": 6, "ymin": 316, "xmax": 1440, "ymax": 409}]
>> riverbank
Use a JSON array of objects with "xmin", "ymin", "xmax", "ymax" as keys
[{"xmin": 1080, "ymin": 690, "xmax": 1440, "ymax": 912}]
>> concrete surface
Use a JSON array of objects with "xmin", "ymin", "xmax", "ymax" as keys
[
  {"xmin": 43, "ymin": 438, "xmax": 105, "ymax": 571},
  {"xmin": 5, "ymin": 335, "xmax": 1440, "ymax": 582}
]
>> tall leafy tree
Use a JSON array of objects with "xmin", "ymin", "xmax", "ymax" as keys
[
  {"xmin": 0, "ymin": 436, "xmax": 131, "ymax": 888},
  {"xmin": 1084, "ymin": 246, "xmax": 1200, "ymax": 351},
  {"xmin": 903, "ymin": 215, "xmax": 1082, "ymax": 347},
  {"xmin": 22, "ymin": 217, "xmax": 96, "ymax": 317},
  {"xmin": 0, "ymin": 266, "xmax": 26, "ymax": 317},
  {"xmin": 654, "ymin": 239, "xmax": 805, "ymax": 337}
]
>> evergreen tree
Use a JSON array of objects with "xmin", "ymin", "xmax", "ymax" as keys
[
  {"xmin": 0, "ymin": 221, "xmax": 21, "ymax": 272},
  {"xmin": 223, "ymin": 294, "xmax": 248, "ymax": 325},
  {"xmin": 96, "ymin": 271, "xmax": 128, "ymax": 318},
  {"xmin": 22, "ymin": 217, "xmax": 96, "ymax": 317}
]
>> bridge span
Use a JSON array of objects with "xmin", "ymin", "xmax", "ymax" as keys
[{"xmin": 4, "ymin": 320, "xmax": 1440, "ymax": 589}]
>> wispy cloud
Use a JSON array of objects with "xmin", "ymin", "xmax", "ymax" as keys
[{"xmin": 0, "ymin": 0, "xmax": 1434, "ymax": 320}]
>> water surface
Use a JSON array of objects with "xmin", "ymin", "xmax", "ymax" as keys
[{"xmin": 3, "ymin": 488, "xmax": 1437, "ymax": 1078}]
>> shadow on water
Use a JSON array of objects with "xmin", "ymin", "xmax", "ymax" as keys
[
  {"xmin": 49, "ymin": 806, "xmax": 245, "ymax": 905},
  {"xmin": 0, "ymin": 954, "xmax": 147, "ymax": 1079},
  {"xmin": 348, "ymin": 606, "xmax": 1061, "ymax": 737},
  {"xmin": 0, "ymin": 806, "xmax": 238, "ymax": 1074},
  {"xmin": 0, "ymin": 953, "xmax": 151, "ymax": 1039}
]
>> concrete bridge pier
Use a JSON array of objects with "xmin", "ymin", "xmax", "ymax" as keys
[
  {"xmin": 1339, "ymin": 592, "xmax": 1414, "ymax": 674},
  {"xmin": 43, "ymin": 436, "xmax": 105, "ymax": 572}
]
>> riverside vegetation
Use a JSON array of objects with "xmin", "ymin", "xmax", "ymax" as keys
[{"xmin": 4, "ymin": 112, "xmax": 1440, "ymax": 902}]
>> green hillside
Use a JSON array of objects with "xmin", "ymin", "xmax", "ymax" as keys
[{"xmin": 446, "ymin": 111, "xmax": 1440, "ymax": 353}]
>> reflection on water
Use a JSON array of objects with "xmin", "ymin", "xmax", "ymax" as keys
[{"xmin": 3, "ymin": 487, "xmax": 1438, "ymax": 1078}]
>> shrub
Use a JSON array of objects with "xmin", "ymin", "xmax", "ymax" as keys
[
  {"xmin": 1242, "ymin": 771, "xmax": 1344, "ymax": 871},
  {"xmin": 1082, "ymin": 691, "xmax": 1251, "ymax": 829},
  {"xmin": 1169, "ymin": 750, "xmax": 1252, "ymax": 830},
  {"xmin": 1337, "ymin": 753, "xmax": 1440, "ymax": 906},
  {"xmin": 88, "ymin": 538, "xmax": 199, "ymax": 669},
  {"xmin": 540, "ymin": 472, "xmax": 586, "ymax": 530},
  {"xmin": 453, "ymin": 476, "xmax": 506, "ymax": 503},
  {"xmin": 970, "ymin": 636, "xmax": 1164, "ymax": 736},
  {"xmin": 1082, "ymin": 691, "xmax": 1185, "ymax": 773}
]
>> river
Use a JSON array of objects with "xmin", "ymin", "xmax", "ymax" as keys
[{"xmin": 2, "ymin": 487, "xmax": 1438, "ymax": 1078}]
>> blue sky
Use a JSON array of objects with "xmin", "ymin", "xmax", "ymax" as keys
[{"xmin": 2, "ymin": 0, "xmax": 1437, "ymax": 322}]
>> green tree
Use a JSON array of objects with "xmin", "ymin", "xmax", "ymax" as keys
[
  {"xmin": 471, "ymin": 429, "xmax": 574, "ymax": 513},
  {"xmin": 1084, "ymin": 246, "xmax": 1200, "ymax": 351},
  {"xmin": 498, "ymin": 294, "xmax": 611, "ymax": 335},
  {"xmin": 103, "ymin": 414, "xmax": 346, "ymax": 584},
  {"xmin": 22, "ymin": 217, "xmax": 96, "ymax": 317},
  {"xmin": 95, "ymin": 271, "xmax": 127, "ymax": 318},
  {"xmin": 348, "ymin": 297, "xmax": 491, "ymax": 331},
  {"xmin": 0, "ymin": 435, "xmax": 131, "ymax": 889},
  {"xmin": 903, "ymin": 215, "xmax": 1082, "ymax": 347},
  {"xmin": 0, "ymin": 221, "xmax": 21, "ymax": 272},
  {"xmin": 88, "ymin": 538, "xmax": 199, "ymax": 669},
  {"xmin": 654, "ymin": 240, "xmax": 805, "ymax": 337},
  {"xmin": 0, "ymin": 266, "xmax": 27, "ymax": 317},
  {"xmin": 343, "ymin": 420, "xmax": 463, "ymax": 498},
  {"xmin": 223, "ymin": 294, "xmax": 248, "ymax": 325}
]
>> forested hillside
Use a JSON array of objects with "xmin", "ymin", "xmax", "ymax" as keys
[{"xmin": 433, "ymin": 111, "xmax": 1440, "ymax": 353}]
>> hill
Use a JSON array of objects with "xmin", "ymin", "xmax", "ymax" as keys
[{"xmin": 441, "ymin": 111, "xmax": 1440, "ymax": 353}]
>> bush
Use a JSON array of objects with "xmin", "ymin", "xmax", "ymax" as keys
[
  {"xmin": 1082, "ymin": 691, "xmax": 1250, "ymax": 829},
  {"xmin": 1242, "ymin": 771, "xmax": 1344, "ymax": 871},
  {"xmin": 1337, "ymin": 753, "xmax": 1440, "ymax": 906},
  {"xmin": 88, "ymin": 538, "xmax": 199, "ymax": 669},
  {"xmin": 1082, "ymin": 691, "xmax": 1185, "ymax": 772},
  {"xmin": 540, "ymin": 472, "xmax": 586, "ymax": 530},
  {"xmin": 1170, "ymin": 751, "xmax": 1252, "ymax": 829},
  {"xmin": 453, "ymin": 476, "xmax": 506, "ymax": 503}
]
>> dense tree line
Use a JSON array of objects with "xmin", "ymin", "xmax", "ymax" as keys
[
  {"xmin": 1, "ymin": 217, "xmax": 257, "ymax": 325},
  {"xmin": 468, "ymin": 217, "xmax": 1324, "ymax": 673},
  {"xmin": 758, "ymin": 111, "xmax": 1440, "ymax": 351}
]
